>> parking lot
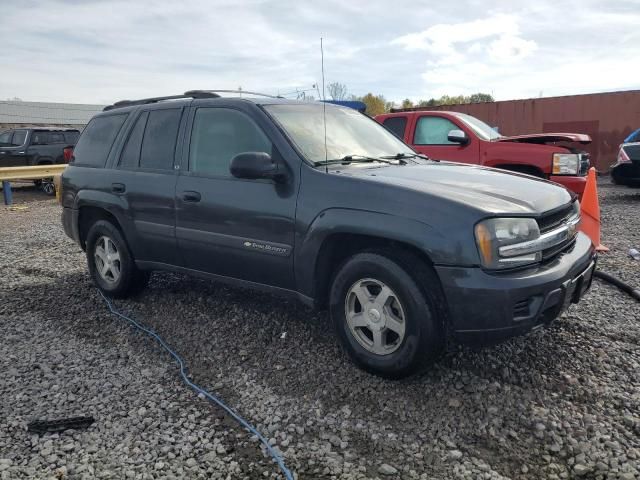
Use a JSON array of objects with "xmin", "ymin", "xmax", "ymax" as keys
[{"xmin": 0, "ymin": 180, "xmax": 638, "ymax": 480}]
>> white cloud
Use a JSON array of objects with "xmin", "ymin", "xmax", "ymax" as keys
[
  {"xmin": 391, "ymin": 13, "xmax": 520, "ymax": 52},
  {"xmin": 391, "ymin": 13, "xmax": 537, "ymax": 67},
  {"xmin": 0, "ymin": 1, "xmax": 638, "ymax": 104}
]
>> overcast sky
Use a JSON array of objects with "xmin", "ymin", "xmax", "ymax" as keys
[{"xmin": 1, "ymin": 0, "xmax": 639, "ymax": 105}]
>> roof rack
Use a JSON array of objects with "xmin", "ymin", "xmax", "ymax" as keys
[
  {"xmin": 185, "ymin": 89, "xmax": 283, "ymax": 99},
  {"xmin": 103, "ymin": 89, "xmax": 283, "ymax": 111},
  {"xmin": 103, "ymin": 91, "xmax": 220, "ymax": 111}
]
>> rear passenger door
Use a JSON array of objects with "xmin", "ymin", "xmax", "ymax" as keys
[
  {"xmin": 110, "ymin": 106, "xmax": 185, "ymax": 266},
  {"xmin": 175, "ymin": 105, "xmax": 297, "ymax": 289}
]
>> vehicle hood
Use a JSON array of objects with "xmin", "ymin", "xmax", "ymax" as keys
[
  {"xmin": 345, "ymin": 162, "xmax": 572, "ymax": 215},
  {"xmin": 496, "ymin": 132, "xmax": 591, "ymax": 145}
]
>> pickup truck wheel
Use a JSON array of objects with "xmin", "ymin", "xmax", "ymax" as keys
[
  {"xmin": 86, "ymin": 220, "xmax": 150, "ymax": 298},
  {"xmin": 41, "ymin": 179, "xmax": 55, "ymax": 195},
  {"xmin": 330, "ymin": 251, "xmax": 444, "ymax": 379}
]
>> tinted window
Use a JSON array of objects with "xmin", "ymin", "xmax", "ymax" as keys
[
  {"xmin": 383, "ymin": 116, "xmax": 408, "ymax": 139},
  {"xmin": 189, "ymin": 108, "xmax": 271, "ymax": 177},
  {"xmin": 32, "ymin": 132, "xmax": 50, "ymax": 145},
  {"xmin": 140, "ymin": 109, "xmax": 182, "ymax": 170},
  {"xmin": 64, "ymin": 131, "xmax": 80, "ymax": 144},
  {"xmin": 50, "ymin": 133, "xmax": 65, "ymax": 143},
  {"xmin": 119, "ymin": 112, "xmax": 148, "ymax": 169},
  {"xmin": 0, "ymin": 131, "xmax": 11, "ymax": 145},
  {"xmin": 11, "ymin": 130, "xmax": 27, "ymax": 146},
  {"xmin": 414, "ymin": 116, "xmax": 459, "ymax": 145},
  {"xmin": 73, "ymin": 114, "xmax": 127, "ymax": 167}
]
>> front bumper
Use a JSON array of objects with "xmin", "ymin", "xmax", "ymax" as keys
[
  {"xmin": 436, "ymin": 232, "xmax": 596, "ymax": 346},
  {"xmin": 550, "ymin": 175, "xmax": 587, "ymax": 197},
  {"xmin": 611, "ymin": 161, "xmax": 640, "ymax": 185}
]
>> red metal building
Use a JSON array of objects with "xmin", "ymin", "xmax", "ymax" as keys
[{"xmin": 420, "ymin": 90, "xmax": 640, "ymax": 172}]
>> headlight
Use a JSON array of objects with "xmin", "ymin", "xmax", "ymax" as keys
[
  {"xmin": 552, "ymin": 153, "xmax": 580, "ymax": 175},
  {"xmin": 474, "ymin": 218, "xmax": 541, "ymax": 270}
]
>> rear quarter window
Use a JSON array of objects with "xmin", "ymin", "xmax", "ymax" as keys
[
  {"xmin": 72, "ymin": 114, "xmax": 127, "ymax": 167},
  {"xmin": 64, "ymin": 132, "xmax": 80, "ymax": 144}
]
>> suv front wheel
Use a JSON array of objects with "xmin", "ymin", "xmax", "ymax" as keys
[
  {"xmin": 330, "ymin": 251, "xmax": 445, "ymax": 378},
  {"xmin": 86, "ymin": 220, "xmax": 150, "ymax": 298}
]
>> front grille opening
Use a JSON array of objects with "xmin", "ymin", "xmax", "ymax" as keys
[
  {"xmin": 537, "ymin": 205, "xmax": 573, "ymax": 233},
  {"xmin": 542, "ymin": 237, "xmax": 576, "ymax": 262}
]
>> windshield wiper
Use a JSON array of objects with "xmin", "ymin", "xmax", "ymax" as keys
[
  {"xmin": 379, "ymin": 152, "xmax": 437, "ymax": 162},
  {"xmin": 314, "ymin": 154, "xmax": 405, "ymax": 167}
]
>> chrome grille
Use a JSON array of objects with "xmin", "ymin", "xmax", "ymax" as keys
[
  {"xmin": 535, "ymin": 203, "xmax": 579, "ymax": 262},
  {"xmin": 537, "ymin": 204, "xmax": 574, "ymax": 234}
]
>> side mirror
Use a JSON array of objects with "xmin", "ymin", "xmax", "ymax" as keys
[
  {"xmin": 230, "ymin": 152, "xmax": 286, "ymax": 182},
  {"xmin": 447, "ymin": 129, "xmax": 469, "ymax": 145}
]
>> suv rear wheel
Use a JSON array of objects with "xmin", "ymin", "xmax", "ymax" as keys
[
  {"xmin": 86, "ymin": 220, "xmax": 150, "ymax": 298},
  {"xmin": 330, "ymin": 251, "xmax": 445, "ymax": 378}
]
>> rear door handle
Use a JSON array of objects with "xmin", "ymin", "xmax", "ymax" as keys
[
  {"xmin": 111, "ymin": 183, "xmax": 126, "ymax": 194},
  {"xmin": 182, "ymin": 191, "xmax": 201, "ymax": 202}
]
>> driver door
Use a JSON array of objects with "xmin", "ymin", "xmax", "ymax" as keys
[
  {"xmin": 411, "ymin": 114, "xmax": 479, "ymax": 164},
  {"xmin": 175, "ymin": 106, "xmax": 297, "ymax": 289}
]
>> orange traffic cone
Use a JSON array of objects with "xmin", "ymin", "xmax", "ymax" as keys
[{"xmin": 579, "ymin": 167, "xmax": 609, "ymax": 252}]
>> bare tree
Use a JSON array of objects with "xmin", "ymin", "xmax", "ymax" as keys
[{"xmin": 327, "ymin": 82, "xmax": 348, "ymax": 101}]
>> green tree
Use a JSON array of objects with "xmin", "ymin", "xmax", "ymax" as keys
[
  {"xmin": 354, "ymin": 93, "xmax": 389, "ymax": 116},
  {"xmin": 468, "ymin": 93, "xmax": 494, "ymax": 103},
  {"xmin": 414, "ymin": 93, "xmax": 494, "ymax": 107},
  {"xmin": 401, "ymin": 98, "xmax": 414, "ymax": 109}
]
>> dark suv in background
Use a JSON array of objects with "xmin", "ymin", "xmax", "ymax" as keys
[
  {"xmin": 0, "ymin": 128, "xmax": 79, "ymax": 193},
  {"xmin": 60, "ymin": 91, "xmax": 596, "ymax": 378}
]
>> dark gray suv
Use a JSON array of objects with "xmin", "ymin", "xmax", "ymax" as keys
[{"xmin": 61, "ymin": 90, "xmax": 596, "ymax": 378}]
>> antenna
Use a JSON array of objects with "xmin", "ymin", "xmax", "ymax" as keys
[{"xmin": 321, "ymin": 37, "xmax": 328, "ymax": 174}]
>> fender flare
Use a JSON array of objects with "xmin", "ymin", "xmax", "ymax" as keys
[
  {"xmin": 295, "ymin": 208, "xmax": 449, "ymax": 299},
  {"xmin": 73, "ymin": 190, "xmax": 134, "ymax": 246}
]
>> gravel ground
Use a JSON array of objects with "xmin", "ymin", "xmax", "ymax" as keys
[{"xmin": 0, "ymin": 181, "xmax": 638, "ymax": 480}]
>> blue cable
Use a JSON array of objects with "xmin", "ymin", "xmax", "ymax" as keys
[{"xmin": 97, "ymin": 290, "xmax": 294, "ymax": 480}]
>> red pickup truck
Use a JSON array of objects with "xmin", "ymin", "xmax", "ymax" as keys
[{"xmin": 375, "ymin": 110, "xmax": 591, "ymax": 196}]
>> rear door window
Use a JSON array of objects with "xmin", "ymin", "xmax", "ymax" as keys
[
  {"xmin": 414, "ymin": 116, "xmax": 459, "ymax": 145},
  {"xmin": 119, "ymin": 112, "xmax": 148, "ymax": 169},
  {"xmin": 72, "ymin": 114, "xmax": 128, "ymax": 167},
  {"xmin": 32, "ymin": 132, "xmax": 50, "ymax": 145},
  {"xmin": 139, "ymin": 109, "xmax": 182, "ymax": 170},
  {"xmin": 382, "ymin": 116, "xmax": 408, "ymax": 139}
]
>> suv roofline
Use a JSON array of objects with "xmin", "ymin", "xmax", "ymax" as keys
[{"xmin": 103, "ymin": 89, "xmax": 284, "ymax": 111}]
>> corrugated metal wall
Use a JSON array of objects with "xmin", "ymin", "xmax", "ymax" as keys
[
  {"xmin": 0, "ymin": 100, "xmax": 104, "ymax": 127},
  {"xmin": 423, "ymin": 90, "xmax": 640, "ymax": 171}
]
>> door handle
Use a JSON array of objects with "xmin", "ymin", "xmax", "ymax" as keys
[
  {"xmin": 181, "ymin": 191, "xmax": 201, "ymax": 203},
  {"xmin": 111, "ymin": 183, "xmax": 126, "ymax": 194}
]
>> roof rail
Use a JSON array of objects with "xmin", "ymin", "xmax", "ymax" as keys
[
  {"xmin": 185, "ymin": 89, "xmax": 283, "ymax": 99},
  {"xmin": 103, "ymin": 91, "xmax": 221, "ymax": 111}
]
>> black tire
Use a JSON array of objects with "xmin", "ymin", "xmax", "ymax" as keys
[
  {"xmin": 330, "ymin": 250, "xmax": 445, "ymax": 379},
  {"xmin": 41, "ymin": 178, "xmax": 55, "ymax": 196},
  {"xmin": 85, "ymin": 220, "xmax": 150, "ymax": 298}
]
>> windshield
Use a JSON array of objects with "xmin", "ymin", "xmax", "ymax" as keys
[
  {"xmin": 455, "ymin": 113, "xmax": 502, "ymax": 141},
  {"xmin": 264, "ymin": 104, "xmax": 414, "ymax": 164}
]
